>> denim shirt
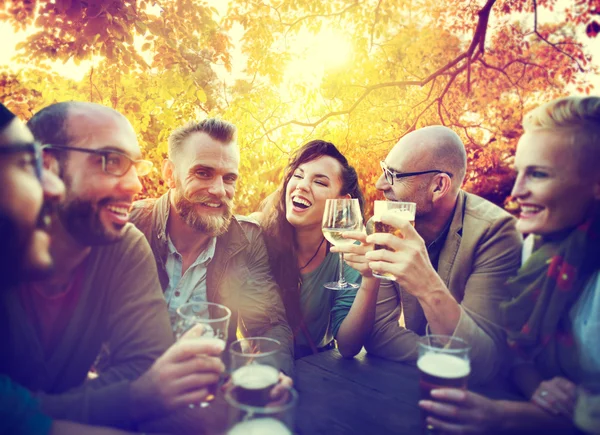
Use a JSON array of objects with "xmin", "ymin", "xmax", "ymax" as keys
[{"xmin": 164, "ymin": 235, "xmax": 216, "ymax": 327}]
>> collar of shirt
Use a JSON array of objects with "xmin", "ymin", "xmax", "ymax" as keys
[{"xmin": 167, "ymin": 235, "xmax": 217, "ymax": 268}]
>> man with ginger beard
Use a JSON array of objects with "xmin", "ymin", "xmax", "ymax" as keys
[
  {"xmin": 130, "ymin": 118, "xmax": 294, "ymax": 376},
  {"xmin": 1, "ymin": 102, "xmax": 226, "ymax": 431}
]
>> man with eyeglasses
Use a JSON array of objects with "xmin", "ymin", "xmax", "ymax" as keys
[
  {"xmin": 341, "ymin": 125, "xmax": 522, "ymax": 383},
  {"xmin": 1, "ymin": 102, "xmax": 225, "ymax": 430}
]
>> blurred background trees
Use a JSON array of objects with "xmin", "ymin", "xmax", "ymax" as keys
[{"xmin": 1, "ymin": 0, "xmax": 597, "ymax": 216}]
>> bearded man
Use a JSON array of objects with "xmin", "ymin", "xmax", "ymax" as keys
[
  {"xmin": 1, "ymin": 102, "xmax": 226, "ymax": 430},
  {"xmin": 130, "ymin": 118, "xmax": 294, "ymax": 377}
]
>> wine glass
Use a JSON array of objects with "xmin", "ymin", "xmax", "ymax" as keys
[
  {"xmin": 175, "ymin": 301, "xmax": 232, "ymax": 408},
  {"xmin": 321, "ymin": 198, "xmax": 363, "ymax": 290}
]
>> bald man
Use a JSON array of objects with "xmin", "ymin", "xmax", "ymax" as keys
[
  {"xmin": 340, "ymin": 126, "xmax": 522, "ymax": 383},
  {"xmin": 1, "ymin": 102, "xmax": 224, "ymax": 430}
]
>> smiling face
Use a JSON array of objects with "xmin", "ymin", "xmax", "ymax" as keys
[
  {"xmin": 511, "ymin": 129, "xmax": 600, "ymax": 236},
  {"xmin": 58, "ymin": 107, "xmax": 143, "ymax": 246},
  {"xmin": 167, "ymin": 131, "xmax": 239, "ymax": 236},
  {"xmin": 0, "ymin": 117, "xmax": 65, "ymax": 282},
  {"xmin": 285, "ymin": 155, "xmax": 345, "ymax": 231}
]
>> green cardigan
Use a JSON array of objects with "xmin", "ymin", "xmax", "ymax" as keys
[{"xmin": 0, "ymin": 224, "xmax": 174, "ymax": 429}]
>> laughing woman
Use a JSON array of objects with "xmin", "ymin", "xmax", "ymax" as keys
[
  {"xmin": 257, "ymin": 140, "xmax": 379, "ymax": 359},
  {"xmin": 419, "ymin": 96, "xmax": 600, "ymax": 434}
]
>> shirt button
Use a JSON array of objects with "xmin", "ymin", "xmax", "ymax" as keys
[{"xmin": 175, "ymin": 291, "xmax": 181, "ymax": 297}]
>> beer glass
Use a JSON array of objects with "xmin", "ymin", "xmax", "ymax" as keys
[
  {"xmin": 366, "ymin": 200, "xmax": 416, "ymax": 280},
  {"xmin": 175, "ymin": 301, "xmax": 232, "ymax": 408},
  {"xmin": 225, "ymin": 385, "xmax": 298, "ymax": 435},
  {"xmin": 321, "ymin": 198, "xmax": 363, "ymax": 290},
  {"xmin": 574, "ymin": 383, "xmax": 600, "ymax": 435},
  {"xmin": 418, "ymin": 335, "xmax": 470, "ymax": 435},
  {"xmin": 228, "ymin": 337, "xmax": 282, "ymax": 407}
]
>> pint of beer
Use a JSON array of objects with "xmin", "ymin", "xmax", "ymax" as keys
[
  {"xmin": 418, "ymin": 335, "xmax": 471, "ymax": 435},
  {"xmin": 231, "ymin": 364, "xmax": 280, "ymax": 407},
  {"xmin": 366, "ymin": 200, "xmax": 416, "ymax": 280}
]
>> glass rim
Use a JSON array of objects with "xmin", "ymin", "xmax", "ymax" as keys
[
  {"xmin": 176, "ymin": 301, "xmax": 232, "ymax": 323},
  {"xmin": 373, "ymin": 200, "xmax": 417, "ymax": 206},
  {"xmin": 324, "ymin": 197, "xmax": 360, "ymax": 204},
  {"xmin": 418, "ymin": 334, "xmax": 471, "ymax": 354},
  {"xmin": 224, "ymin": 385, "xmax": 298, "ymax": 414},
  {"xmin": 229, "ymin": 337, "xmax": 282, "ymax": 357}
]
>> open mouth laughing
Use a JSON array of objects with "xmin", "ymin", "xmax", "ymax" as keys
[{"xmin": 292, "ymin": 194, "xmax": 312, "ymax": 211}]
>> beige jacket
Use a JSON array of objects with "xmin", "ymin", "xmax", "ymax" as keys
[{"xmin": 365, "ymin": 191, "xmax": 522, "ymax": 383}]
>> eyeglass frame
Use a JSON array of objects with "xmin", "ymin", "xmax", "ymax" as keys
[
  {"xmin": 0, "ymin": 142, "xmax": 43, "ymax": 180},
  {"xmin": 43, "ymin": 144, "xmax": 153, "ymax": 177},
  {"xmin": 380, "ymin": 161, "xmax": 453, "ymax": 186}
]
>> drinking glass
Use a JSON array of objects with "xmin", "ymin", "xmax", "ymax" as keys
[
  {"xmin": 228, "ymin": 337, "xmax": 282, "ymax": 408},
  {"xmin": 225, "ymin": 385, "xmax": 298, "ymax": 435},
  {"xmin": 574, "ymin": 382, "xmax": 600, "ymax": 435},
  {"xmin": 366, "ymin": 200, "xmax": 416, "ymax": 280},
  {"xmin": 175, "ymin": 301, "xmax": 232, "ymax": 408},
  {"xmin": 321, "ymin": 198, "xmax": 363, "ymax": 290},
  {"xmin": 417, "ymin": 335, "xmax": 470, "ymax": 435}
]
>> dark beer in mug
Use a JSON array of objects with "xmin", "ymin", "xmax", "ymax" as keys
[
  {"xmin": 418, "ymin": 353, "xmax": 471, "ymax": 434},
  {"xmin": 231, "ymin": 364, "xmax": 279, "ymax": 407}
]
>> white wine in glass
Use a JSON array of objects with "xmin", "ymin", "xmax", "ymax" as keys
[{"xmin": 321, "ymin": 198, "xmax": 363, "ymax": 290}]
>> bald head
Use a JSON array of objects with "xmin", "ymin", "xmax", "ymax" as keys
[
  {"xmin": 27, "ymin": 101, "xmax": 131, "ymax": 148},
  {"xmin": 390, "ymin": 125, "xmax": 466, "ymax": 190}
]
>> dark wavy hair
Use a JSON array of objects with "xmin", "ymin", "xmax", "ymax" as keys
[{"xmin": 258, "ymin": 140, "xmax": 364, "ymax": 335}]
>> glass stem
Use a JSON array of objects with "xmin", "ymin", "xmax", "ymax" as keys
[{"xmin": 338, "ymin": 253, "xmax": 347, "ymax": 287}]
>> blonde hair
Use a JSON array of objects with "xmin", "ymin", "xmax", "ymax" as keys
[{"xmin": 523, "ymin": 96, "xmax": 600, "ymax": 175}]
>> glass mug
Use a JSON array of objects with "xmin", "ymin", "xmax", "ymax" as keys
[
  {"xmin": 174, "ymin": 301, "xmax": 231, "ymax": 407},
  {"xmin": 366, "ymin": 200, "xmax": 416, "ymax": 280},
  {"xmin": 417, "ymin": 335, "xmax": 471, "ymax": 435},
  {"xmin": 225, "ymin": 385, "xmax": 298, "ymax": 435}
]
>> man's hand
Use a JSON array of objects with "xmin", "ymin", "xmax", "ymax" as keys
[
  {"xmin": 130, "ymin": 335, "xmax": 225, "ymax": 422},
  {"xmin": 531, "ymin": 377, "xmax": 577, "ymax": 418},
  {"xmin": 330, "ymin": 230, "xmax": 375, "ymax": 278},
  {"xmin": 365, "ymin": 211, "xmax": 446, "ymax": 298},
  {"xmin": 419, "ymin": 389, "xmax": 505, "ymax": 434}
]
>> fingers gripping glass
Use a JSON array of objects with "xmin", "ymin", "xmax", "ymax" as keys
[
  {"xmin": 380, "ymin": 161, "xmax": 452, "ymax": 185},
  {"xmin": 321, "ymin": 198, "xmax": 363, "ymax": 290},
  {"xmin": 0, "ymin": 143, "xmax": 43, "ymax": 180},
  {"xmin": 43, "ymin": 145, "xmax": 153, "ymax": 176}
]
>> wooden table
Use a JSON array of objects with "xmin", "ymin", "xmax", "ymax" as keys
[
  {"xmin": 294, "ymin": 349, "xmax": 524, "ymax": 435},
  {"xmin": 140, "ymin": 349, "xmax": 523, "ymax": 434}
]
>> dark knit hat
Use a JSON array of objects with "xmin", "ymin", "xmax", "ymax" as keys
[{"xmin": 0, "ymin": 103, "xmax": 16, "ymax": 132}]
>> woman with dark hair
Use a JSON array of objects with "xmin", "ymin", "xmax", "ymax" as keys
[{"xmin": 258, "ymin": 140, "xmax": 379, "ymax": 359}]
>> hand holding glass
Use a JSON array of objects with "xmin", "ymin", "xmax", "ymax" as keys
[
  {"xmin": 366, "ymin": 200, "xmax": 416, "ymax": 280},
  {"xmin": 175, "ymin": 301, "xmax": 232, "ymax": 408}
]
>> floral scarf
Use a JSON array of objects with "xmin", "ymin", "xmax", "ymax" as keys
[{"xmin": 501, "ymin": 212, "xmax": 600, "ymax": 380}]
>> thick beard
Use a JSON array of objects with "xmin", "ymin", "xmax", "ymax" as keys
[
  {"xmin": 0, "ymin": 212, "xmax": 54, "ymax": 289},
  {"xmin": 58, "ymin": 171, "xmax": 125, "ymax": 246},
  {"xmin": 58, "ymin": 196, "xmax": 123, "ymax": 246},
  {"xmin": 172, "ymin": 188, "xmax": 233, "ymax": 238}
]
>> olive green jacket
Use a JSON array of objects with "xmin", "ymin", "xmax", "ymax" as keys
[{"xmin": 130, "ymin": 192, "xmax": 294, "ymax": 375}]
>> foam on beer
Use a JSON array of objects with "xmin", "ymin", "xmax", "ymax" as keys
[
  {"xmin": 417, "ymin": 353, "xmax": 470, "ymax": 379},
  {"xmin": 227, "ymin": 418, "xmax": 292, "ymax": 435},
  {"xmin": 232, "ymin": 364, "xmax": 279, "ymax": 389}
]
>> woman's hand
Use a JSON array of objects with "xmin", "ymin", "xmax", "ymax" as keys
[
  {"xmin": 531, "ymin": 377, "xmax": 577, "ymax": 418},
  {"xmin": 419, "ymin": 389, "xmax": 504, "ymax": 434},
  {"xmin": 330, "ymin": 230, "xmax": 374, "ymax": 278}
]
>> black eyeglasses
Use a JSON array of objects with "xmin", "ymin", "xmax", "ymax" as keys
[
  {"xmin": 380, "ymin": 161, "xmax": 453, "ymax": 186},
  {"xmin": 0, "ymin": 143, "xmax": 43, "ymax": 180},
  {"xmin": 43, "ymin": 145, "xmax": 153, "ymax": 177}
]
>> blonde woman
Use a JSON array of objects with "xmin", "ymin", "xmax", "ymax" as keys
[{"xmin": 419, "ymin": 96, "xmax": 600, "ymax": 434}]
